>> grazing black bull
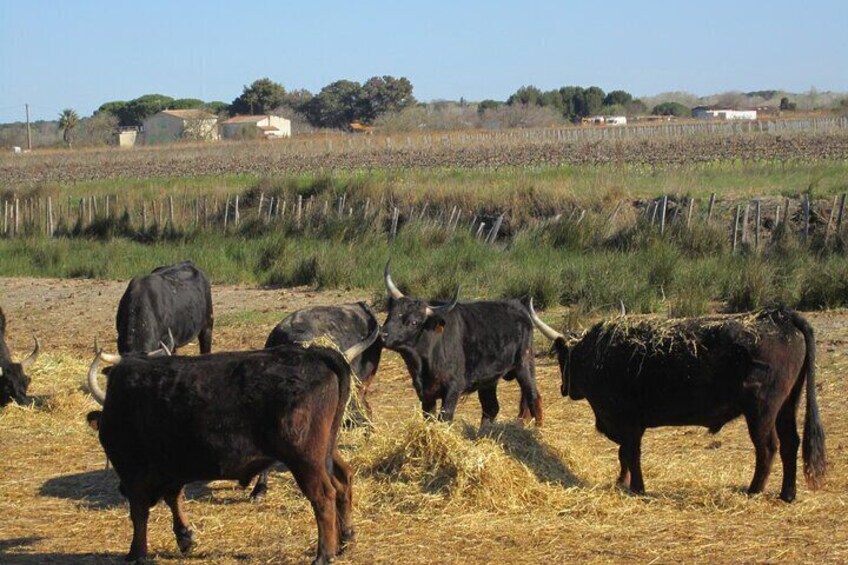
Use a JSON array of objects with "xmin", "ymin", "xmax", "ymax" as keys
[
  {"xmin": 529, "ymin": 301, "xmax": 826, "ymax": 501},
  {"xmin": 265, "ymin": 302, "xmax": 384, "ymax": 425},
  {"xmin": 381, "ymin": 263, "xmax": 542, "ymax": 425},
  {"xmin": 85, "ymin": 330, "xmax": 378, "ymax": 564},
  {"xmin": 117, "ymin": 261, "xmax": 213, "ymax": 355},
  {"xmin": 239, "ymin": 303, "xmax": 384, "ymax": 502},
  {"xmin": 0, "ymin": 306, "xmax": 41, "ymax": 406}
]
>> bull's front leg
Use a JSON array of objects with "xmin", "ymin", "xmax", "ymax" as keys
[
  {"xmin": 421, "ymin": 395, "xmax": 438, "ymax": 420},
  {"xmin": 126, "ymin": 497, "xmax": 150, "ymax": 561},
  {"xmin": 618, "ymin": 428, "xmax": 645, "ymax": 494},
  {"xmin": 439, "ymin": 385, "xmax": 462, "ymax": 422}
]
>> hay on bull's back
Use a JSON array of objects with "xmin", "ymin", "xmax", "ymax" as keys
[{"xmin": 350, "ymin": 419, "xmax": 554, "ymax": 512}]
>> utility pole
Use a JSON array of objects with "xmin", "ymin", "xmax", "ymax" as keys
[{"xmin": 25, "ymin": 104, "xmax": 32, "ymax": 151}]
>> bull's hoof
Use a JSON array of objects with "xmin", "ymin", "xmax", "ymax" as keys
[
  {"xmin": 779, "ymin": 490, "xmax": 796, "ymax": 503},
  {"xmin": 176, "ymin": 529, "xmax": 194, "ymax": 554},
  {"xmin": 341, "ymin": 527, "xmax": 356, "ymax": 546},
  {"xmin": 124, "ymin": 550, "xmax": 148, "ymax": 562},
  {"xmin": 311, "ymin": 555, "xmax": 332, "ymax": 565}
]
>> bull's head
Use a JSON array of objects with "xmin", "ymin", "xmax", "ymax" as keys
[
  {"xmin": 0, "ymin": 336, "xmax": 41, "ymax": 407},
  {"xmin": 528, "ymin": 299, "xmax": 585, "ymax": 400},
  {"xmin": 381, "ymin": 261, "xmax": 459, "ymax": 351}
]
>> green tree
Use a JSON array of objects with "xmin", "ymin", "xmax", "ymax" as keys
[
  {"xmin": 305, "ymin": 80, "xmax": 366, "ymax": 128},
  {"xmin": 95, "ymin": 100, "xmax": 128, "ymax": 117},
  {"xmin": 170, "ymin": 98, "xmax": 205, "ymax": 109},
  {"xmin": 361, "ymin": 76, "xmax": 415, "ymax": 122},
  {"xmin": 583, "ymin": 86, "xmax": 606, "ymax": 115},
  {"xmin": 57, "ymin": 108, "xmax": 80, "ymax": 148},
  {"xmin": 117, "ymin": 94, "xmax": 174, "ymax": 126},
  {"xmin": 780, "ymin": 97, "xmax": 797, "ymax": 111},
  {"xmin": 603, "ymin": 90, "xmax": 633, "ymax": 107},
  {"xmin": 230, "ymin": 78, "xmax": 287, "ymax": 115},
  {"xmin": 204, "ymin": 101, "xmax": 230, "ymax": 115},
  {"xmin": 651, "ymin": 101, "xmax": 691, "ymax": 116},
  {"xmin": 477, "ymin": 99, "xmax": 502, "ymax": 115},
  {"xmin": 507, "ymin": 85, "xmax": 544, "ymax": 106}
]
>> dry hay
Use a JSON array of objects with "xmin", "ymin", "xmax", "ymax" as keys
[
  {"xmin": 593, "ymin": 309, "xmax": 771, "ymax": 357},
  {"xmin": 2, "ymin": 294, "xmax": 848, "ymax": 564}
]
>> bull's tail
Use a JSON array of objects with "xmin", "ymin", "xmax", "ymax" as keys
[{"xmin": 788, "ymin": 310, "xmax": 826, "ymax": 489}]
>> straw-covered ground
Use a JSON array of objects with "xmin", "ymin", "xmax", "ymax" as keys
[{"xmin": 1, "ymin": 277, "xmax": 847, "ymax": 564}]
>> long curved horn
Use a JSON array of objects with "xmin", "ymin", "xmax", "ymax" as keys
[
  {"xmin": 94, "ymin": 338, "xmax": 123, "ymax": 365},
  {"xmin": 425, "ymin": 285, "xmax": 460, "ymax": 317},
  {"xmin": 19, "ymin": 335, "xmax": 41, "ymax": 369},
  {"xmin": 619, "ymin": 300, "xmax": 627, "ymax": 318},
  {"xmin": 87, "ymin": 352, "xmax": 107, "ymax": 406},
  {"xmin": 384, "ymin": 260, "xmax": 404, "ymax": 300},
  {"xmin": 343, "ymin": 327, "xmax": 380, "ymax": 363},
  {"xmin": 528, "ymin": 298, "xmax": 565, "ymax": 342}
]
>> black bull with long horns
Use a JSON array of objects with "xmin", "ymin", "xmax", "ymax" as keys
[
  {"xmin": 381, "ymin": 262, "xmax": 543, "ymax": 426},
  {"xmin": 0, "ymin": 306, "xmax": 41, "ymax": 406},
  {"xmin": 85, "ymin": 329, "xmax": 378, "ymax": 564},
  {"xmin": 529, "ymin": 300, "xmax": 826, "ymax": 501}
]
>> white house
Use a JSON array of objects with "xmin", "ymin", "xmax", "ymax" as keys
[
  {"xmin": 692, "ymin": 107, "xmax": 757, "ymax": 120},
  {"xmin": 606, "ymin": 116, "xmax": 627, "ymax": 126},
  {"xmin": 141, "ymin": 109, "xmax": 220, "ymax": 145},
  {"xmin": 220, "ymin": 115, "xmax": 292, "ymax": 140}
]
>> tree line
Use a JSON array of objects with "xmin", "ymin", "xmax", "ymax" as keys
[{"xmin": 95, "ymin": 76, "xmax": 415, "ymax": 131}]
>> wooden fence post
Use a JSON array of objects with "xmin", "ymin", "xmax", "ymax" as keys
[
  {"xmin": 47, "ymin": 197, "xmax": 54, "ymax": 236},
  {"xmin": 224, "ymin": 196, "xmax": 230, "ymax": 230},
  {"xmin": 659, "ymin": 195, "xmax": 668, "ymax": 235},
  {"xmin": 707, "ymin": 193, "xmax": 716, "ymax": 222},
  {"xmin": 686, "ymin": 198, "xmax": 695, "ymax": 228},
  {"xmin": 732, "ymin": 205, "xmax": 741, "ymax": 253},
  {"xmin": 390, "ymin": 207, "xmax": 399, "ymax": 239},
  {"xmin": 837, "ymin": 193, "xmax": 846, "ymax": 232},
  {"xmin": 296, "ymin": 195, "xmax": 303, "ymax": 227},
  {"xmin": 741, "ymin": 203, "xmax": 750, "ymax": 245},
  {"xmin": 754, "ymin": 200, "xmax": 761, "ymax": 250},
  {"xmin": 234, "ymin": 195, "xmax": 240, "ymax": 227},
  {"xmin": 802, "ymin": 195, "xmax": 810, "ymax": 243}
]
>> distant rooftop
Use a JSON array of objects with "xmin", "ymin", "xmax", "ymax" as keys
[{"xmin": 160, "ymin": 109, "xmax": 218, "ymax": 120}]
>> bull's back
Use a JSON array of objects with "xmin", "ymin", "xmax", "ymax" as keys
[{"xmin": 453, "ymin": 300, "xmax": 533, "ymax": 377}]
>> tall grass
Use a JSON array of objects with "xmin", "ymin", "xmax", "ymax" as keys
[{"xmin": 4, "ymin": 207, "xmax": 846, "ymax": 316}]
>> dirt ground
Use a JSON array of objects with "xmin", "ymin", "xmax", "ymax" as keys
[{"xmin": 1, "ymin": 276, "xmax": 847, "ymax": 564}]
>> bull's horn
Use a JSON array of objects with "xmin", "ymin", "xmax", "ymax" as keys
[
  {"xmin": 148, "ymin": 328, "xmax": 175, "ymax": 357},
  {"xmin": 19, "ymin": 335, "xmax": 41, "ymax": 369},
  {"xmin": 619, "ymin": 300, "xmax": 627, "ymax": 318},
  {"xmin": 528, "ymin": 298, "xmax": 565, "ymax": 342},
  {"xmin": 425, "ymin": 285, "xmax": 460, "ymax": 317},
  {"xmin": 384, "ymin": 260, "xmax": 404, "ymax": 300},
  {"xmin": 94, "ymin": 338, "xmax": 123, "ymax": 365},
  {"xmin": 87, "ymin": 352, "xmax": 107, "ymax": 406},
  {"xmin": 343, "ymin": 327, "xmax": 380, "ymax": 363}
]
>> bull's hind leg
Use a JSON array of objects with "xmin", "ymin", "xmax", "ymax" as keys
[
  {"xmin": 744, "ymin": 411, "xmax": 779, "ymax": 496},
  {"xmin": 290, "ymin": 459, "xmax": 339, "ymax": 565},
  {"xmin": 478, "ymin": 385, "xmax": 500, "ymax": 426},
  {"xmin": 126, "ymin": 496, "xmax": 151, "ymax": 561},
  {"xmin": 776, "ymin": 383, "xmax": 803, "ymax": 502},
  {"xmin": 163, "ymin": 486, "xmax": 194, "ymax": 554},
  {"xmin": 617, "ymin": 445, "xmax": 632, "ymax": 488},
  {"xmin": 619, "ymin": 428, "xmax": 645, "ymax": 494},
  {"xmin": 511, "ymin": 361, "xmax": 543, "ymax": 426},
  {"xmin": 330, "ymin": 449, "xmax": 355, "ymax": 546}
]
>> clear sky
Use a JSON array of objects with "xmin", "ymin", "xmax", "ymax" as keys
[{"xmin": 1, "ymin": 0, "xmax": 846, "ymax": 123}]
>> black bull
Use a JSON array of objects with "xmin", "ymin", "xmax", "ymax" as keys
[
  {"xmin": 530, "ymin": 302, "xmax": 826, "ymax": 502},
  {"xmin": 381, "ymin": 264, "xmax": 542, "ymax": 425},
  {"xmin": 85, "ymin": 330, "xmax": 377, "ymax": 564},
  {"xmin": 116, "ymin": 261, "xmax": 213, "ymax": 354},
  {"xmin": 0, "ymin": 306, "xmax": 41, "ymax": 406}
]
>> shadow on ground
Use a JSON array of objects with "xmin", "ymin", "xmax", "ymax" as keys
[{"xmin": 462, "ymin": 421, "xmax": 582, "ymax": 488}]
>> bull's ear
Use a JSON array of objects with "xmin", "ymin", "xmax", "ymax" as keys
[
  {"xmin": 425, "ymin": 316, "xmax": 446, "ymax": 334},
  {"xmin": 86, "ymin": 410, "xmax": 102, "ymax": 431}
]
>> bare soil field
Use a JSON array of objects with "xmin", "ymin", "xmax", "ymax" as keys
[
  {"xmin": 1, "ymin": 276, "xmax": 847, "ymax": 564},
  {"xmin": 2, "ymin": 130, "xmax": 848, "ymax": 186}
]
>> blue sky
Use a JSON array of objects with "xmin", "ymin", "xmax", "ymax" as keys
[{"xmin": 1, "ymin": 0, "xmax": 846, "ymax": 123}]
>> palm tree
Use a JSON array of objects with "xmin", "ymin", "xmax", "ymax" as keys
[{"xmin": 58, "ymin": 108, "xmax": 80, "ymax": 148}]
